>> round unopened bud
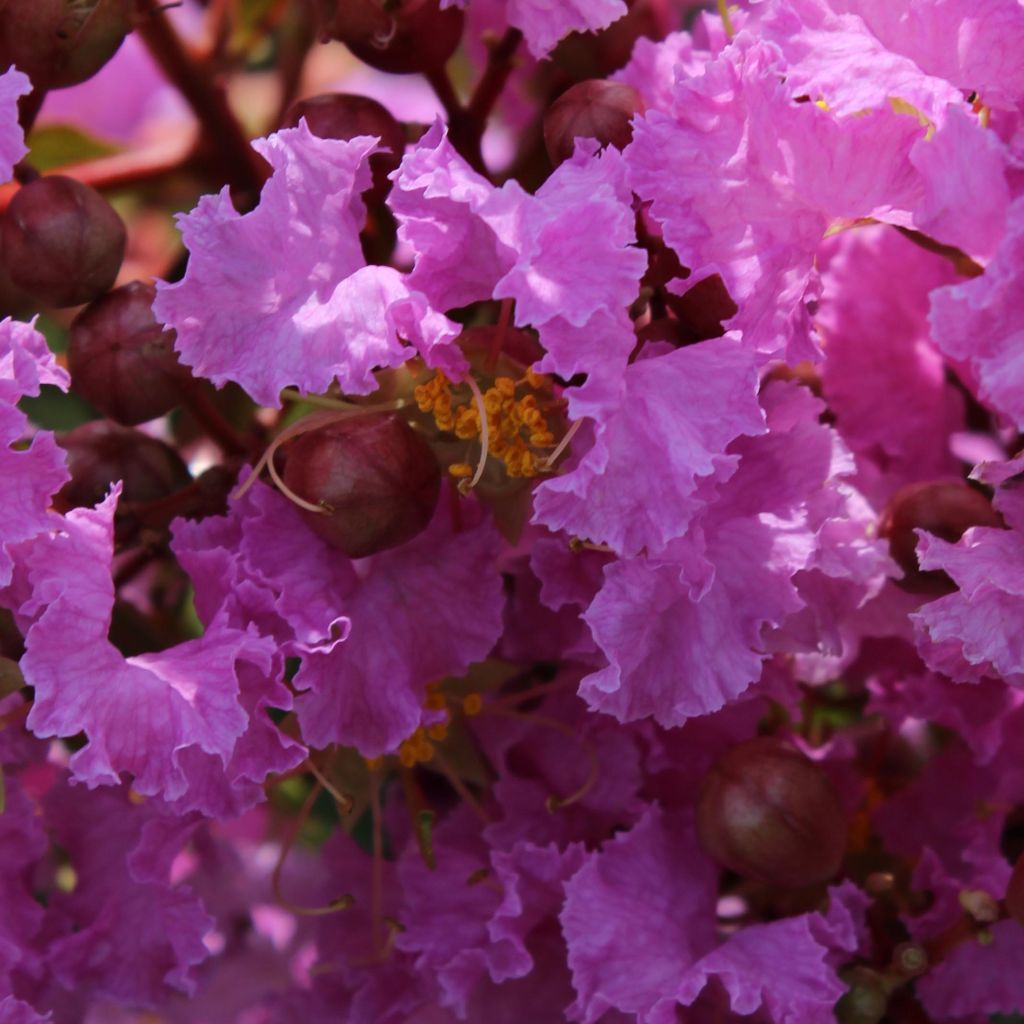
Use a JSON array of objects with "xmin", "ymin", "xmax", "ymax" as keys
[
  {"xmin": 543, "ymin": 80, "xmax": 644, "ymax": 166},
  {"xmin": 284, "ymin": 94, "xmax": 405, "ymax": 201},
  {"xmin": 56, "ymin": 421, "xmax": 191, "ymax": 512},
  {"xmin": 1007, "ymin": 853, "xmax": 1024, "ymax": 926},
  {"xmin": 68, "ymin": 282, "xmax": 188, "ymax": 426},
  {"xmin": 878, "ymin": 481, "xmax": 1002, "ymax": 593},
  {"xmin": 0, "ymin": 0, "xmax": 133, "ymax": 90},
  {"xmin": 696, "ymin": 737, "xmax": 847, "ymax": 888},
  {"xmin": 282, "ymin": 414, "xmax": 441, "ymax": 559},
  {"xmin": 1, "ymin": 176, "xmax": 126, "ymax": 308},
  {"xmin": 323, "ymin": 0, "xmax": 464, "ymax": 75},
  {"xmin": 835, "ymin": 967, "xmax": 889, "ymax": 1024}
]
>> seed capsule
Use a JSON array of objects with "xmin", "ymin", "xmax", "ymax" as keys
[
  {"xmin": 68, "ymin": 282, "xmax": 188, "ymax": 426},
  {"xmin": 543, "ymin": 80, "xmax": 644, "ymax": 166},
  {"xmin": 0, "ymin": 0, "xmax": 133, "ymax": 90},
  {"xmin": 696, "ymin": 737, "xmax": 847, "ymax": 888},
  {"xmin": 55, "ymin": 421, "xmax": 191, "ymax": 512},
  {"xmin": 878, "ymin": 481, "xmax": 1003, "ymax": 593},
  {"xmin": 282, "ymin": 414, "xmax": 441, "ymax": 559},
  {"xmin": 1, "ymin": 176, "xmax": 126, "ymax": 309},
  {"xmin": 320, "ymin": 0, "xmax": 464, "ymax": 76}
]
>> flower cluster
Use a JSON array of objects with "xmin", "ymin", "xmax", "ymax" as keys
[{"xmin": 2, "ymin": 0, "xmax": 1024, "ymax": 1021}]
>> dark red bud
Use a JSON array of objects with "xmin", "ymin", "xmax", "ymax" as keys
[
  {"xmin": 67, "ymin": 281, "xmax": 188, "ymax": 426},
  {"xmin": 56, "ymin": 421, "xmax": 191, "ymax": 513},
  {"xmin": 0, "ymin": 0, "xmax": 132, "ymax": 90},
  {"xmin": 282, "ymin": 414, "xmax": 441, "ymax": 559},
  {"xmin": 543, "ymin": 80, "xmax": 644, "ymax": 166},
  {"xmin": 1, "ymin": 176, "xmax": 126, "ymax": 308},
  {"xmin": 696, "ymin": 737, "xmax": 847, "ymax": 888},
  {"xmin": 878, "ymin": 481, "xmax": 1003, "ymax": 594},
  {"xmin": 322, "ymin": 0, "xmax": 464, "ymax": 75},
  {"xmin": 284, "ymin": 93, "xmax": 405, "ymax": 201},
  {"xmin": 1007, "ymin": 852, "xmax": 1024, "ymax": 926},
  {"xmin": 551, "ymin": 0, "xmax": 671, "ymax": 79}
]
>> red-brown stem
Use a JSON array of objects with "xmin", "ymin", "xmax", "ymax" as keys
[
  {"xmin": 181, "ymin": 381, "xmax": 253, "ymax": 457},
  {"xmin": 466, "ymin": 28, "xmax": 523, "ymax": 127},
  {"xmin": 424, "ymin": 66, "xmax": 487, "ymax": 174},
  {"xmin": 0, "ymin": 134, "xmax": 196, "ymax": 213},
  {"xmin": 135, "ymin": 0, "xmax": 268, "ymax": 194}
]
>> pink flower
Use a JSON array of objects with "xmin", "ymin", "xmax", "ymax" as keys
[
  {"xmin": 16, "ymin": 489, "xmax": 297, "ymax": 811},
  {"xmin": 154, "ymin": 123, "xmax": 463, "ymax": 406}
]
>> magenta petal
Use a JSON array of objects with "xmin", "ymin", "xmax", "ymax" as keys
[
  {"xmin": 560, "ymin": 806, "xmax": 716, "ymax": 1023},
  {"xmin": 505, "ymin": 0, "xmax": 627, "ymax": 58},
  {"xmin": 929, "ymin": 196, "xmax": 1024, "ymax": 429},
  {"xmin": 19, "ymin": 490, "xmax": 277, "ymax": 801},
  {"xmin": 532, "ymin": 339, "xmax": 763, "ymax": 557},
  {"xmin": 294, "ymin": 507, "xmax": 504, "ymax": 756},
  {"xmin": 0, "ymin": 318, "xmax": 70, "ymax": 587},
  {"xmin": 0, "ymin": 68, "xmax": 30, "ymax": 182}
]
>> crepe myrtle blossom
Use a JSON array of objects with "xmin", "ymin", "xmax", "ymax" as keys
[{"xmin": 5, "ymin": 0, "xmax": 1024, "ymax": 1021}]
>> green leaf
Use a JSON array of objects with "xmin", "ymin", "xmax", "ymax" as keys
[{"xmin": 26, "ymin": 124, "xmax": 120, "ymax": 172}]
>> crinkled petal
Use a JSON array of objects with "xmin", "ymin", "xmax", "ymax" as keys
[
  {"xmin": 532, "ymin": 338, "xmax": 763, "ymax": 557},
  {"xmin": 18, "ymin": 489, "xmax": 281, "ymax": 802},
  {"xmin": 155, "ymin": 124, "xmax": 462, "ymax": 405},
  {"xmin": 0, "ymin": 67, "xmax": 30, "ymax": 182},
  {"xmin": 505, "ymin": 0, "xmax": 627, "ymax": 59},
  {"xmin": 917, "ymin": 920, "xmax": 1024, "ymax": 1019},
  {"xmin": 818, "ymin": 225, "xmax": 962, "ymax": 482},
  {"xmin": 626, "ymin": 37, "xmax": 925, "ymax": 359},
  {"xmin": 494, "ymin": 146, "xmax": 646, "ymax": 330},
  {"xmin": 43, "ymin": 782, "xmax": 212, "ymax": 1006},
  {"xmin": 675, "ymin": 895, "xmax": 858, "ymax": 1024},
  {"xmin": 560, "ymin": 806, "xmax": 717, "ymax": 1024},
  {"xmin": 0, "ymin": 319, "xmax": 70, "ymax": 587},
  {"xmin": 929, "ymin": 195, "xmax": 1024, "ymax": 428},
  {"xmin": 389, "ymin": 121, "xmax": 516, "ymax": 311},
  {"xmin": 294, "ymin": 504, "xmax": 504, "ymax": 756}
]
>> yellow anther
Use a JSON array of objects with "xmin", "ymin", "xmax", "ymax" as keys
[
  {"xmin": 530, "ymin": 431, "xmax": 555, "ymax": 447},
  {"xmin": 519, "ymin": 393, "xmax": 537, "ymax": 410},
  {"xmin": 448, "ymin": 463, "xmax": 474, "ymax": 479},
  {"xmin": 425, "ymin": 690, "xmax": 447, "ymax": 711},
  {"xmin": 519, "ymin": 451, "xmax": 537, "ymax": 476},
  {"xmin": 462, "ymin": 693, "xmax": 483, "ymax": 716},
  {"xmin": 427, "ymin": 721, "xmax": 449, "ymax": 742},
  {"xmin": 398, "ymin": 745, "xmax": 418, "ymax": 768},
  {"xmin": 525, "ymin": 367, "xmax": 545, "ymax": 390},
  {"xmin": 415, "ymin": 739, "xmax": 436, "ymax": 763},
  {"xmin": 495, "ymin": 376, "xmax": 516, "ymax": 398},
  {"xmin": 483, "ymin": 389, "xmax": 503, "ymax": 416},
  {"xmin": 365, "ymin": 756, "xmax": 383, "ymax": 771}
]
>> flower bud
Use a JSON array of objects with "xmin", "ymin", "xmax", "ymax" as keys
[
  {"xmin": 1, "ymin": 176, "xmax": 126, "ymax": 308},
  {"xmin": 284, "ymin": 93, "xmax": 405, "ymax": 202},
  {"xmin": 0, "ymin": 0, "xmax": 133, "ymax": 90},
  {"xmin": 878, "ymin": 481, "xmax": 1003, "ymax": 594},
  {"xmin": 68, "ymin": 281, "xmax": 188, "ymax": 426},
  {"xmin": 543, "ymin": 80, "xmax": 644, "ymax": 166},
  {"xmin": 282, "ymin": 414, "xmax": 441, "ymax": 559},
  {"xmin": 1007, "ymin": 852, "xmax": 1024, "ymax": 926},
  {"xmin": 55, "ymin": 421, "xmax": 191, "ymax": 513},
  {"xmin": 321, "ymin": 0, "xmax": 464, "ymax": 75},
  {"xmin": 696, "ymin": 737, "xmax": 847, "ymax": 888}
]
